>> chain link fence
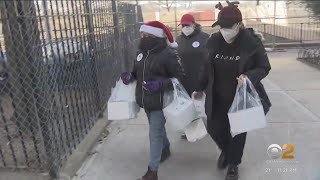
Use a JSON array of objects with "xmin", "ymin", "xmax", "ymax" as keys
[{"xmin": 0, "ymin": 0, "xmax": 142, "ymax": 177}]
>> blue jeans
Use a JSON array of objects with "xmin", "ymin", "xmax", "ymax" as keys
[{"xmin": 145, "ymin": 110, "xmax": 170, "ymax": 171}]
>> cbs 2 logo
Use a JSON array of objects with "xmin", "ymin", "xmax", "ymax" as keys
[{"xmin": 267, "ymin": 144, "xmax": 295, "ymax": 159}]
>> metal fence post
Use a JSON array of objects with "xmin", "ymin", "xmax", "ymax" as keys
[
  {"xmin": 111, "ymin": 0, "xmax": 124, "ymax": 72},
  {"xmin": 174, "ymin": 1, "xmax": 178, "ymax": 37},
  {"xmin": 273, "ymin": 0, "xmax": 276, "ymax": 49},
  {"xmin": 84, "ymin": 0, "xmax": 104, "ymax": 116},
  {"xmin": 300, "ymin": 23, "xmax": 303, "ymax": 44},
  {"xmin": 112, "ymin": 0, "xmax": 120, "ymax": 40},
  {"xmin": 85, "ymin": 0, "xmax": 94, "ymax": 49},
  {"xmin": 135, "ymin": 0, "xmax": 139, "ymax": 23},
  {"xmin": 136, "ymin": 4, "xmax": 144, "ymax": 23},
  {"xmin": 41, "ymin": 0, "xmax": 52, "ymax": 44}
]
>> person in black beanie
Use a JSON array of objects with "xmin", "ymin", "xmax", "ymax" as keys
[{"xmin": 195, "ymin": 1, "xmax": 272, "ymax": 180}]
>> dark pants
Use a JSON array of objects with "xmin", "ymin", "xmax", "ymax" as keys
[
  {"xmin": 207, "ymin": 103, "xmax": 269, "ymax": 166},
  {"xmin": 207, "ymin": 108, "xmax": 247, "ymax": 165}
]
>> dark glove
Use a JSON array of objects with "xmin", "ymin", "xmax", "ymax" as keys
[
  {"xmin": 143, "ymin": 80, "xmax": 163, "ymax": 92},
  {"xmin": 121, "ymin": 72, "xmax": 134, "ymax": 85}
]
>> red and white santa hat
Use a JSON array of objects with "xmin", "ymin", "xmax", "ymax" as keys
[{"xmin": 139, "ymin": 21, "xmax": 178, "ymax": 48}]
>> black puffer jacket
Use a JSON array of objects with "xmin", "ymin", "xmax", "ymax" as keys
[
  {"xmin": 176, "ymin": 24, "xmax": 210, "ymax": 95},
  {"xmin": 132, "ymin": 40, "xmax": 185, "ymax": 111},
  {"xmin": 198, "ymin": 28, "xmax": 272, "ymax": 114}
]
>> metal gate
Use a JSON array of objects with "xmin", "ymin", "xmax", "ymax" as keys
[{"xmin": 0, "ymin": 0, "xmax": 142, "ymax": 177}]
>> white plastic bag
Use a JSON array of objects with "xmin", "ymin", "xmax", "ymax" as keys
[
  {"xmin": 109, "ymin": 79, "xmax": 136, "ymax": 102},
  {"xmin": 228, "ymin": 78, "xmax": 266, "ymax": 137},
  {"xmin": 192, "ymin": 92, "xmax": 207, "ymax": 120},
  {"xmin": 184, "ymin": 118, "xmax": 207, "ymax": 142},
  {"xmin": 108, "ymin": 79, "xmax": 140, "ymax": 120},
  {"xmin": 163, "ymin": 78, "xmax": 198, "ymax": 130}
]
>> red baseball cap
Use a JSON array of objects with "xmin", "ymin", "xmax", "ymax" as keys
[
  {"xmin": 212, "ymin": 5, "xmax": 242, "ymax": 28},
  {"xmin": 179, "ymin": 14, "xmax": 195, "ymax": 26}
]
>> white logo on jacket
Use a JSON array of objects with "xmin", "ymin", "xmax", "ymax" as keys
[
  {"xmin": 192, "ymin": 41, "xmax": 200, "ymax": 48},
  {"xmin": 137, "ymin": 53, "xmax": 143, "ymax": 61},
  {"xmin": 214, "ymin": 54, "xmax": 240, "ymax": 61}
]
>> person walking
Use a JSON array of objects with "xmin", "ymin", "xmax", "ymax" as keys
[
  {"xmin": 121, "ymin": 21, "xmax": 184, "ymax": 180},
  {"xmin": 195, "ymin": 1, "xmax": 272, "ymax": 180},
  {"xmin": 176, "ymin": 14, "xmax": 210, "ymax": 139},
  {"xmin": 176, "ymin": 13, "xmax": 210, "ymax": 96}
]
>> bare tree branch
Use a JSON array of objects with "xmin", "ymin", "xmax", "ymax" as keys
[{"xmin": 156, "ymin": 0, "xmax": 174, "ymax": 12}]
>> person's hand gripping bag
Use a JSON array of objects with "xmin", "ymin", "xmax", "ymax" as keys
[
  {"xmin": 162, "ymin": 78, "xmax": 198, "ymax": 131},
  {"xmin": 183, "ymin": 92, "xmax": 208, "ymax": 142},
  {"xmin": 228, "ymin": 78, "xmax": 267, "ymax": 137},
  {"xmin": 191, "ymin": 92, "xmax": 207, "ymax": 121}
]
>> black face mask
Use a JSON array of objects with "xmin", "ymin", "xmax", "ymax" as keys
[{"xmin": 139, "ymin": 37, "xmax": 161, "ymax": 51}]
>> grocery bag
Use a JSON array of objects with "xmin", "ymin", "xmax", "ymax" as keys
[
  {"xmin": 184, "ymin": 118, "xmax": 207, "ymax": 142},
  {"xmin": 228, "ymin": 78, "xmax": 266, "ymax": 137},
  {"xmin": 108, "ymin": 79, "xmax": 140, "ymax": 120},
  {"xmin": 192, "ymin": 92, "xmax": 207, "ymax": 120},
  {"xmin": 163, "ymin": 78, "xmax": 198, "ymax": 130}
]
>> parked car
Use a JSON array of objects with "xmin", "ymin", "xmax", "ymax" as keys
[{"xmin": 0, "ymin": 40, "xmax": 93, "ymax": 94}]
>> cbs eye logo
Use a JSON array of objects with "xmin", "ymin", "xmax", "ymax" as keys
[{"xmin": 267, "ymin": 144, "xmax": 295, "ymax": 159}]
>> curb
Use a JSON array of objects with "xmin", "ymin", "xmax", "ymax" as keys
[
  {"xmin": 59, "ymin": 116, "xmax": 110, "ymax": 180},
  {"xmin": 0, "ymin": 116, "xmax": 110, "ymax": 180},
  {"xmin": 0, "ymin": 170, "xmax": 51, "ymax": 180},
  {"xmin": 264, "ymin": 42, "xmax": 320, "ymax": 49},
  {"xmin": 297, "ymin": 58, "xmax": 320, "ymax": 71}
]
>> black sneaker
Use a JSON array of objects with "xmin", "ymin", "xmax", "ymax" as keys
[
  {"xmin": 160, "ymin": 145, "xmax": 171, "ymax": 163},
  {"xmin": 225, "ymin": 164, "xmax": 239, "ymax": 180},
  {"xmin": 217, "ymin": 151, "xmax": 228, "ymax": 169}
]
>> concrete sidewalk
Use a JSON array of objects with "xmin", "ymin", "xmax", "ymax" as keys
[{"xmin": 73, "ymin": 49, "xmax": 320, "ymax": 180}]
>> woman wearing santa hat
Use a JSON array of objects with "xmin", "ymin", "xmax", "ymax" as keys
[{"xmin": 121, "ymin": 21, "xmax": 184, "ymax": 180}]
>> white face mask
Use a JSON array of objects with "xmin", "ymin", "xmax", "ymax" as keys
[
  {"xmin": 220, "ymin": 23, "xmax": 240, "ymax": 44},
  {"xmin": 182, "ymin": 26, "xmax": 194, "ymax": 36}
]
